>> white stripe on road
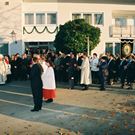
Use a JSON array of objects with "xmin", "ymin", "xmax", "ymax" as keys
[
  {"xmin": 0, "ymin": 89, "xmax": 32, "ymax": 97},
  {"xmin": 0, "ymin": 99, "xmax": 113, "ymax": 122},
  {"xmin": 8, "ymin": 84, "xmax": 30, "ymax": 89},
  {"xmin": 0, "ymin": 99, "xmax": 83, "ymax": 116}
]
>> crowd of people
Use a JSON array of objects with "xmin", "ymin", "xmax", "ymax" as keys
[{"xmin": 0, "ymin": 49, "xmax": 135, "ymax": 110}]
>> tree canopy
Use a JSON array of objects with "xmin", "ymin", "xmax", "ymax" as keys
[{"xmin": 54, "ymin": 19, "xmax": 101, "ymax": 54}]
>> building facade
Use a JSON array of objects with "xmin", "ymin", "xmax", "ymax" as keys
[{"xmin": 0, "ymin": 0, "xmax": 135, "ymax": 56}]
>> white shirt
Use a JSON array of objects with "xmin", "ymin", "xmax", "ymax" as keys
[{"xmin": 90, "ymin": 57, "xmax": 99, "ymax": 71}]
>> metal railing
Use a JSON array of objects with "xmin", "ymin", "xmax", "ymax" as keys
[{"xmin": 109, "ymin": 25, "xmax": 135, "ymax": 38}]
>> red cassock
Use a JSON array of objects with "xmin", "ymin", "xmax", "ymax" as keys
[{"xmin": 41, "ymin": 66, "xmax": 56, "ymax": 99}]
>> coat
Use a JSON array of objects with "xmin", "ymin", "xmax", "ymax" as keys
[
  {"xmin": 30, "ymin": 63, "xmax": 43, "ymax": 109},
  {"xmin": 0, "ymin": 60, "xmax": 7, "ymax": 84},
  {"xmin": 80, "ymin": 57, "xmax": 92, "ymax": 85}
]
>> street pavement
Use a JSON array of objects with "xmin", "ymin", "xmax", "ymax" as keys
[{"xmin": 0, "ymin": 81, "xmax": 135, "ymax": 135}]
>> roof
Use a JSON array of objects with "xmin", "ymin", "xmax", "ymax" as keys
[{"xmin": 23, "ymin": 0, "xmax": 135, "ymax": 5}]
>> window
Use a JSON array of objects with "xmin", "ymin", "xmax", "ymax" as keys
[
  {"xmin": 105, "ymin": 43, "xmax": 113, "ymax": 54},
  {"xmin": 36, "ymin": 13, "xmax": 45, "ymax": 24},
  {"xmin": 25, "ymin": 13, "xmax": 34, "ymax": 25},
  {"xmin": 115, "ymin": 18, "xmax": 127, "ymax": 27},
  {"xmin": 83, "ymin": 14, "xmax": 92, "ymax": 24},
  {"xmin": 94, "ymin": 13, "xmax": 104, "ymax": 25},
  {"xmin": 72, "ymin": 14, "xmax": 81, "ymax": 20},
  {"xmin": 115, "ymin": 43, "xmax": 121, "ymax": 55},
  {"xmin": 47, "ymin": 13, "xmax": 57, "ymax": 24}
]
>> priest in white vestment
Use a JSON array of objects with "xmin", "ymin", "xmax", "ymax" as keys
[
  {"xmin": 80, "ymin": 52, "xmax": 92, "ymax": 90},
  {"xmin": 0, "ymin": 54, "xmax": 7, "ymax": 84}
]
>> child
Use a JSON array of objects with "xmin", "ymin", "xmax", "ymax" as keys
[{"xmin": 42, "ymin": 60, "xmax": 56, "ymax": 103}]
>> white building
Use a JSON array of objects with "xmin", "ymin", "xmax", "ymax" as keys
[{"xmin": 0, "ymin": 0, "xmax": 135, "ymax": 56}]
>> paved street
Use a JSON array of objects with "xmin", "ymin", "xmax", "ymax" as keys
[{"xmin": 0, "ymin": 81, "xmax": 135, "ymax": 135}]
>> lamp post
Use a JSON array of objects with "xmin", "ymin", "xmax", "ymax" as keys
[
  {"xmin": 86, "ymin": 36, "xmax": 92, "ymax": 57},
  {"xmin": 87, "ymin": 36, "xmax": 90, "ymax": 56},
  {"xmin": 10, "ymin": 30, "xmax": 17, "ymax": 44}
]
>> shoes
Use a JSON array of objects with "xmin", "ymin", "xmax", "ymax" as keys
[
  {"xmin": 100, "ymin": 88, "xmax": 105, "ymax": 91},
  {"xmin": 30, "ymin": 109, "xmax": 40, "ymax": 112},
  {"xmin": 45, "ymin": 99, "xmax": 53, "ymax": 103},
  {"xmin": 82, "ymin": 86, "xmax": 88, "ymax": 90},
  {"xmin": 127, "ymin": 87, "xmax": 133, "ymax": 90},
  {"xmin": 82, "ymin": 87, "xmax": 87, "ymax": 90},
  {"xmin": 68, "ymin": 88, "xmax": 74, "ymax": 90}
]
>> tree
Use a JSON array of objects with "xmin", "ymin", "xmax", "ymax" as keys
[{"xmin": 54, "ymin": 19, "xmax": 101, "ymax": 54}]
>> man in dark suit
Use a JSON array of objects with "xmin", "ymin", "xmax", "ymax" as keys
[
  {"xmin": 30, "ymin": 56, "xmax": 43, "ymax": 112},
  {"xmin": 119, "ymin": 57, "xmax": 128, "ymax": 88},
  {"xmin": 126, "ymin": 55, "xmax": 135, "ymax": 89},
  {"xmin": 98, "ymin": 57, "xmax": 108, "ymax": 90},
  {"xmin": 107, "ymin": 54, "xmax": 116, "ymax": 85}
]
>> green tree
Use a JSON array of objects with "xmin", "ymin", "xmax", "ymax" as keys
[{"xmin": 54, "ymin": 19, "xmax": 101, "ymax": 53}]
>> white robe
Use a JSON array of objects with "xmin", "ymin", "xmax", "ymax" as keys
[
  {"xmin": 80, "ymin": 57, "xmax": 92, "ymax": 85},
  {"xmin": 41, "ymin": 61, "xmax": 48, "ymax": 74},
  {"xmin": 0, "ymin": 60, "xmax": 7, "ymax": 84},
  {"xmin": 42, "ymin": 67, "xmax": 56, "ymax": 90}
]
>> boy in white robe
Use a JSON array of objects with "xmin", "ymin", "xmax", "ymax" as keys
[{"xmin": 42, "ymin": 60, "xmax": 56, "ymax": 103}]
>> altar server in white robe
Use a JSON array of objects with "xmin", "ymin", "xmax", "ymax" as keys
[
  {"xmin": 42, "ymin": 60, "xmax": 56, "ymax": 103},
  {"xmin": 0, "ymin": 54, "xmax": 7, "ymax": 84}
]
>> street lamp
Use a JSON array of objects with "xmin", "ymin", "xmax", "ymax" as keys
[{"xmin": 10, "ymin": 30, "xmax": 17, "ymax": 44}]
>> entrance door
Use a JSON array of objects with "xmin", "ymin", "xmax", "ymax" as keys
[{"xmin": 0, "ymin": 43, "xmax": 8, "ymax": 55}]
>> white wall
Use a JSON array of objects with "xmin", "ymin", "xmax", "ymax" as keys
[{"xmin": 0, "ymin": 0, "xmax": 22, "ymax": 55}]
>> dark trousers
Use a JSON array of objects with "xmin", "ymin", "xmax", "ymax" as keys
[
  {"xmin": 120, "ymin": 71, "xmax": 126, "ymax": 86},
  {"xmin": 99, "ymin": 72, "xmax": 105, "ymax": 89},
  {"xmin": 32, "ymin": 88, "xmax": 43, "ymax": 110},
  {"xmin": 91, "ymin": 71, "xmax": 99, "ymax": 84}
]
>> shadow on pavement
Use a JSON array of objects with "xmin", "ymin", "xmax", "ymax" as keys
[
  {"xmin": 0, "ymin": 81, "xmax": 135, "ymax": 134},
  {"xmin": 0, "ymin": 96, "xmax": 135, "ymax": 135}
]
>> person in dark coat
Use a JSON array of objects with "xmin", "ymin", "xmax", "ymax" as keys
[
  {"xmin": 21, "ymin": 53, "xmax": 29, "ymax": 80},
  {"xmin": 114, "ymin": 54, "xmax": 121, "ymax": 82},
  {"xmin": 15, "ymin": 53, "xmax": 22, "ymax": 80},
  {"xmin": 98, "ymin": 56, "xmax": 108, "ymax": 90},
  {"xmin": 30, "ymin": 56, "xmax": 43, "ymax": 112},
  {"xmin": 107, "ymin": 54, "xmax": 116, "ymax": 85},
  {"xmin": 67, "ymin": 53, "xmax": 77, "ymax": 89},
  {"xmin": 126, "ymin": 55, "xmax": 135, "ymax": 89},
  {"xmin": 119, "ymin": 57, "xmax": 128, "ymax": 88}
]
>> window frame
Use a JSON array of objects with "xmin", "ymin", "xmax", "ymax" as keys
[
  {"xmin": 36, "ymin": 13, "xmax": 45, "ymax": 25},
  {"xmin": 83, "ymin": 13, "xmax": 92, "ymax": 25},
  {"xmin": 94, "ymin": 13, "xmax": 104, "ymax": 26},
  {"xmin": 47, "ymin": 12, "xmax": 57, "ymax": 25},
  {"xmin": 72, "ymin": 13, "xmax": 82, "ymax": 20},
  {"xmin": 24, "ymin": 13, "xmax": 34, "ymax": 25},
  {"xmin": 115, "ymin": 17, "xmax": 127, "ymax": 27}
]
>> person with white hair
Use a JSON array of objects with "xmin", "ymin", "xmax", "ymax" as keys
[{"xmin": 0, "ymin": 54, "xmax": 7, "ymax": 84}]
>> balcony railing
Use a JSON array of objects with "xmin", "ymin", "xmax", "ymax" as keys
[{"xmin": 109, "ymin": 25, "xmax": 135, "ymax": 38}]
